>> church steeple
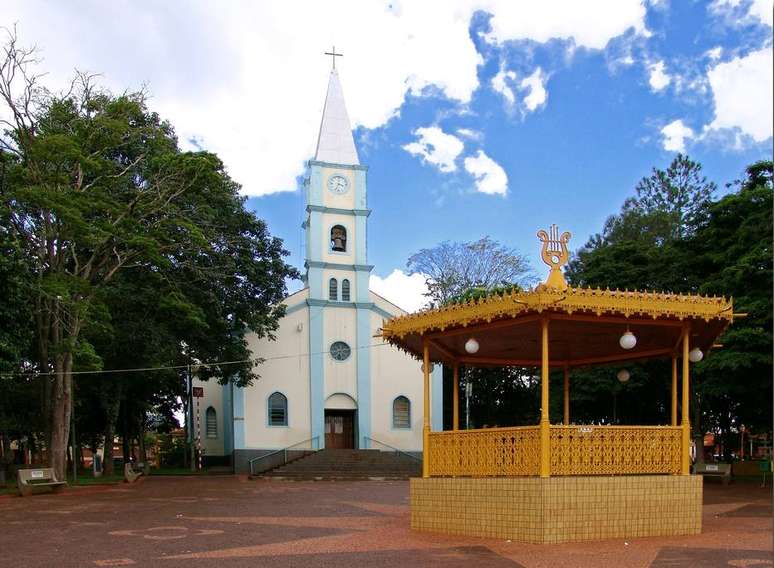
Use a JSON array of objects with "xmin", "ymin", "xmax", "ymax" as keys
[{"xmin": 315, "ymin": 69, "xmax": 359, "ymax": 165}]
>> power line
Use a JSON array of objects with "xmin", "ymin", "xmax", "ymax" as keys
[{"xmin": 0, "ymin": 341, "xmax": 395, "ymax": 379}]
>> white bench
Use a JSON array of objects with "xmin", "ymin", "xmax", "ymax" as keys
[
  {"xmin": 695, "ymin": 462, "xmax": 732, "ymax": 484},
  {"xmin": 124, "ymin": 462, "xmax": 148, "ymax": 483},
  {"xmin": 17, "ymin": 468, "xmax": 67, "ymax": 497}
]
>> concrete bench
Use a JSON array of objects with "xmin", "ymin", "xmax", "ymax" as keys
[
  {"xmin": 695, "ymin": 462, "xmax": 732, "ymax": 484},
  {"xmin": 124, "ymin": 462, "xmax": 148, "ymax": 483},
  {"xmin": 17, "ymin": 468, "xmax": 67, "ymax": 497}
]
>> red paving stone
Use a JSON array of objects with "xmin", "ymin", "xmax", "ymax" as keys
[{"xmin": 0, "ymin": 476, "xmax": 770, "ymax": 567}]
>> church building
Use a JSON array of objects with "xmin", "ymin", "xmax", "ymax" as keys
[{"xmin": 193, "ymin": 66, "xmax": 443, "ymax": 473}]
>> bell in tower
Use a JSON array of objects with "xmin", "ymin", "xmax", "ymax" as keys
[{"xmin": 331, "ymin": 225, "xmax": 347, "ymax": 252}]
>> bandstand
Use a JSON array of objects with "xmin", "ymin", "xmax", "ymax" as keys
[{"xmin": 381, "ymin": 226, "xmax": 738, "ymax": 543}]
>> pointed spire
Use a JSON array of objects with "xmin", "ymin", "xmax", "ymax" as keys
[{"xmin": 315, "ymin": 69, "xmax": 359, "ymax": 165}]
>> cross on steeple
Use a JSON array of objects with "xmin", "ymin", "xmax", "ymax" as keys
[{"xmin": 324, "ymin": 46, "xmax": 343, "ymax": 70}]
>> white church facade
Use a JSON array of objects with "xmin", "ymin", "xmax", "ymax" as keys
[{"xmin": 193, "ymin": 68, "xmax": 442, "ymax": 472}]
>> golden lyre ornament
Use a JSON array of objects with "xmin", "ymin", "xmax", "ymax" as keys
[{"xmin": 537, "ymin": 224, "xmax": 571, "ymax": 290}]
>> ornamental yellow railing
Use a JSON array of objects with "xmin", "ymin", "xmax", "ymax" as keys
[
  {"xmin": 427, "ymin": 425, "xmax": 682, "ymax": 477},
  {"xmin": 428, "ymin": 426, "xmax": 540, "ymax": 477},
  {"xmin": 550, "ymin": 425, "xmax": 682, "ymax": 475}
]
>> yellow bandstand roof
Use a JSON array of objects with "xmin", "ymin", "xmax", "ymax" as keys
[
  {"xmin": 381, "ymin": 285, "xmax": 734, "ymax": 367},
  {"xmin": 383, "ymin": 225, "xmax": 737, "ymax": 368}
]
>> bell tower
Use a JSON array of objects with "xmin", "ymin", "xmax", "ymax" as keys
[{"xmin": 303, "ymin": 62, "xmax": 373, "ymax": 448}]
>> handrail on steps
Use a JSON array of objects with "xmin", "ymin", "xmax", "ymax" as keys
[
  {"xmin": 248, "ymin": 436, "xmax": 320, "ymax": 476},
  {"xmin": 363, "ymin": 436, "xmax": 421, "ymax": 463}
]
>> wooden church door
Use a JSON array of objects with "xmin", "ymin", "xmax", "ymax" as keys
[{"xmin": 325, "ymin": 411, "xmax": 354, "ymax": 449}]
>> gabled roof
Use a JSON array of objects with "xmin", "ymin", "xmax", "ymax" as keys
[{"xmin": 314, "ymin": 70, "xmax": 359, "ymax": 165}]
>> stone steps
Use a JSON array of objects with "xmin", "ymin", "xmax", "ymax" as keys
[{"xmin": 257, "ymin": 449, "xmax": 421, "ymax": 481}]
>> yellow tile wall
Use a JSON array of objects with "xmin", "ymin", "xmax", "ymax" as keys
[{"xmin": 410, "ymin": 475, "xmax": 702, "ymax": 544}]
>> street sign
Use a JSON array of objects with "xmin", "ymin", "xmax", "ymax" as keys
[{"xmin": 192, "ymin": 387, "xmax": 204, "ymax": 398}]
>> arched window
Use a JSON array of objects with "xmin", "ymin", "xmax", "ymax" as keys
[
  {"xmin": 268, "ymin": 392, "xmax": 288, "ymax": 426},
  {"xmin": 393, "ymin": 396, "xmax": 411, "ymax": 429},
  {"xmin": 331, "ymin": 225, "xmax": 347, "ymax": 252},
  {"xmin": 341, "ymin": 279, "xmax": 351, "ymax": 302},
  {"xmin": 329, "ymin": 278, "xmax": 338, "ymax": 301},
  {"xmin": 205, "ymin": 407, "xmax": 217, "ymax": 438}
]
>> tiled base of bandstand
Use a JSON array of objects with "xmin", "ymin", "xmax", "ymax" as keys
[{"xmin": 410, "ymin": 475, "xmax": 702, "ymax": 544}]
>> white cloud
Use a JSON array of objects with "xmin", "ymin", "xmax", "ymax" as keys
[
  {"xmin": 492, "ymin": 66, "xmax": 517, "ymax": 105},
  {"xmin": 403, "ymin": 126, "xmax": 464, "ymax": 173},
  {"xmin": 464, "ymin": 150, "xmax": 508, "ymax": 195},
  {"xmin": 748, "ymin": 0, "xmax": 774, "ymax": 26},
  {"xmin": 706, "ymin": 47, "xmax": 773, "ymax": 142},
  {"xmin": 711, "ymin": 0, "xmax": 773, "ymax": 27},
  {"xmin": 520, "ymin": 68, "xmax": 548, "ymax": 111},
  {"xmin": 660, "ymin": 119, "xmax": 694, "ymax": 152},
  {"xmin": 706, "ymin": 46, "xmax": 723, "ymax": 60},
  {"xmin": 481, "ymin": 0, "xmax": 648, "ymax": 49},
  {"xmin": 370, "ymin": 270, "xmax": 428, "ymax": 313},
  {"xmin": 4, "ymin": 0, "xmax": 649, "ymax": 196},
  {"xmin": 648, "ymin": 60, "xmax": 671, "ymax": 91},
  {"xmin": 493, "ymin": 65, "xmax": 548, "ymax": 113},
  {"xmin": 456, "ymin": 128, "xmax": 483, "ymax": 141}
]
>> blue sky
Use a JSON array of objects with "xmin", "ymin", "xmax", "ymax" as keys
[
  {"xmin": 5, "ymin": 0, "xmax": 773, "ymax": 310},
  {"xmin": 246, "ymin": 2, "xmax": 773, "ymax": 308}
]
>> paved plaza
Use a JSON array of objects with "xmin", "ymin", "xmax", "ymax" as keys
[{"xmin": 0, "ymin": 476, "xmax": 770, "ymax": 567}]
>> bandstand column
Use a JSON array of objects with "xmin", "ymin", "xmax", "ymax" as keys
[
  {"xmin": 563, "ymin": 365, "xmax": 570, "ymax": 425},
  {"xmin": 671, "ymin": 356, "xmax": 678, "ymax": 427},
  {"xmin": 452, "ymin": 363, "xmax": 460, "ymax": 431},
  {"xmin": 540, "ymin": 318, "xmax": 551, "ymax": 477},
  {"xmin": 681, "ymin": 326, "xmax": 691, "ymax": 475},
  {"xmin": 422, "ymin": 339, "xmax": 431, "ymax": 478}
]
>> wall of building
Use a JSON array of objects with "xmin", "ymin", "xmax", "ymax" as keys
[
  {"xmin": 241, "ymin": 292, "xmax": 312, "ymax": 450},
  {"xmin": 322, "ymin": 306, "xmax": 358, "ymax": 401}
]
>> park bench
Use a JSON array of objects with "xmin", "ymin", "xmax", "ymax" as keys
[
  {"xmin": 695, "ymin": 462, "xmax": 732, "ymax": 484},
  {"xmin": 16, "ymin": 468, "xmax": 67, "ymax": 497},
  {"xmin": 124, "ymin": 461, "xmax": 148, "ymax": 483}
]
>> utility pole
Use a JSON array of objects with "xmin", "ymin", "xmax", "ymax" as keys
[
  {"xmin": 465, "ymin": 381, "xmax": 472, "ymax": 430},
  {"xmin": 188, "ymin": 364, "xmax": 195, "ymax": 472}
]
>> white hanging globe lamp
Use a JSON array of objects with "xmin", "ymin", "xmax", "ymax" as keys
[
  {"xmin": 689, "ymin": 348, "xmax": 704, "ymax": 363},
  {"xmin": 465, "ymin": 338, "xmax": 480, "ymax": 354},
  {"xmin": 617, "ymin": 369, "xmax": 631, "ymax": 383},
  {"xmin": 619, "ymin": 329, "xmax": 637, "ymax": 350}
]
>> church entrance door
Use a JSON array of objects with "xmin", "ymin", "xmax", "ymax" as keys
[{"xmin": 324, "ymin": 410, "xmax": 355, "ymax": 449}]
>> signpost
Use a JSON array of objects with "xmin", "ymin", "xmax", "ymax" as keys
[{"xmin": 192, "ymin": 387, "xmax": 204, "ymax": 471}]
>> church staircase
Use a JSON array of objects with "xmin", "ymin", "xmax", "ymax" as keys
[{"xmin": 257, "ymin": 449, "xmax": 421, "ymax": 481}]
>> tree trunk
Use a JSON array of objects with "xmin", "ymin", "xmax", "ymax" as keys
[
  {"xmin": 121, "ymin": 403, "xmax": 130, "ymax": 463},
  {"xmin": 102, "ymin": 394, "xmax": 120, "ymax": 477},
  {"xmin": 138, "ymin": 414, "xmax": 147, "ymax": 463},
  {"xmin": 48, "ymin": 351, "xmax": 73, "ymax": 482},
  {"xmin": 0, "ymin": 433, "xmax": 12, "ymax": 484}
]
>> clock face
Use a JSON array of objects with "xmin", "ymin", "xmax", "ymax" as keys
[{"xmin": 327, "ymin": 174, "xmax": 349, "ymax": 195}]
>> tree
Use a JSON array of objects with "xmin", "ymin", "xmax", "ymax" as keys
[
  {"xmin": 683, "ymin": 161, "xmax": 772, "ymax": 450},
  {"xmin": 622, "ymin": 153, "xmax": 716, "ymax": 241},
  {"xmin": 0, "ymin": 33, "xmax": 297, "ymax": 479},
  {"xmin": 567, "ymin": 156, "xmax": 772, "ymax": 458},
  {"xmin": 407, "ymin": 236, "xmax": 532, "ymax": 306}
]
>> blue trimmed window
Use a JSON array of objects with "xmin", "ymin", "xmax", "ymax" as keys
[
  {"xmin": 329, "ymin": 278, "xmax": 338, "ymax": 301},
  {"xmin": 268, "ymin": 392, "xmax": 288, "ymax": 426},
  {"xmin": 206, "ymin": 406, "xmax": 217, "ymax": 438},
  {"xmin": 341, "ymin": 279, "xmax": 351, "ymax": 302},
  {"xmin": 393, "ymin": 396, "xmax": 410, "ymax": 429}
]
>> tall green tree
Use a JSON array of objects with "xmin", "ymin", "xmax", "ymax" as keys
[
  {"xmin": 0, "ymin": 34, "xmax": 297, "ymax": 478},
  {"xmin": 567, "ymin": 156, "xmax": 772, "ymax": 456}
]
